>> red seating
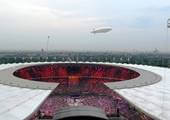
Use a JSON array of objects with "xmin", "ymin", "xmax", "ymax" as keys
[{"xmin": 14, "ymin": 63, "xmax": 140, "ymax": 83}]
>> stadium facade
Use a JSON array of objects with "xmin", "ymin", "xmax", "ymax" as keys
[{"xmin": 0, "ymin": 62, "xmax": 169, "ymax": 120}]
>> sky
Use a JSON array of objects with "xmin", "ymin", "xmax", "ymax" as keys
[{"xmin": 0, "ymin": 0, "xmax": 170, "ymax": 52}]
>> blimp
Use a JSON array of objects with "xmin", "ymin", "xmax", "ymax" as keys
[{"xmin": 91, "ymin": 27, "xmax": 112, "ymax": 34}]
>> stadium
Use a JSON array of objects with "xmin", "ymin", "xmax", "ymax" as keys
[
  {"xmin": 0, "ymin": 62, "xmax": 169, "ymax": 120},
  {"xmin": 1, "ymin": 0, "xmax": 170, "ymax": 120}
]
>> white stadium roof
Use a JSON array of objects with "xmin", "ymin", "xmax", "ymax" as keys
[{"xmin": 0, "ymin": 62, "xmax": 169, "ymax": 120}]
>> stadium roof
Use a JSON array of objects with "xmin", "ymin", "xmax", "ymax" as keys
[{"xmin": 0, "ymin": 62, "xmax": 169, "ymax": 120}]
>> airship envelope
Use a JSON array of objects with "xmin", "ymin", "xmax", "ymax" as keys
[{"xmin": 91, "ymin": 27, "xmax": 112, "ymax": 34}]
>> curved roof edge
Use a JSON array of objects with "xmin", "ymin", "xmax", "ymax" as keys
[{"xmin": 0, "ymin": 62, "xmax": 161, "ymax": 90}]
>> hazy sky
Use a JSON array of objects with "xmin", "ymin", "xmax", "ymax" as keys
[{"xmin": 0, "ymin": 0, "xmax": 170, "ymax": 52}]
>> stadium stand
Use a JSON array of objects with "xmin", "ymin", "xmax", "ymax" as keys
[{"xmin": 13, "ymin": 63, "xmax": 152, "ymax": 120}]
